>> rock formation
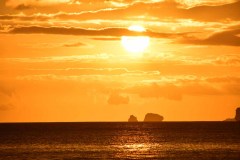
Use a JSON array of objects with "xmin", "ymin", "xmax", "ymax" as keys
[
  {"xmin": 235, "ymin": 107, "xmax": 240, "ymax": 121},
  {"xmin": 128, "ymin": 115, "xmax": 138, "ymax": 122},
  {"xmin": 144, "ymin": 113, "xmax": 164, "ymax": 122},
  {"xmin": 224, "ymin": 118, "xmax": 236, "ymax": 121},
  {"xmin": 224, "ymin": 107, "xmax": 240, "ymax": 121}
]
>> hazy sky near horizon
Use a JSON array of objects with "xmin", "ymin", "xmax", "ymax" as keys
[{"xmin": 0, "ymin": 0, "xmax": 240, "ymax": 122}]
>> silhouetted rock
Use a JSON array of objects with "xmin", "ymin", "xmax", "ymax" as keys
[
  {"xmin": 144, "ymin": 113, "xmax": 164, "ymax": 122},
  {"xmin": 224, "ymin": 118, "xmax": 236, "ymax": 121},
  {"xmin": 235, "ymin": 107, "xmax": 240, "ymax": 121},
  {"xmin": 128, "ymin": 115, "xmax": 138, "ymax": 122}
]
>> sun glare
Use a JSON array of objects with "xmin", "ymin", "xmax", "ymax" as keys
[
  {"xmin": 128, "ymin": 25, "xmax": 146, "ymax": 32},
  {"xmin": 121, "ymin": 25, "xmax": 150, "ymax": 56}
]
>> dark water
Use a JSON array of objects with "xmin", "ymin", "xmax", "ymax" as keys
[{"xmin": 0, "ymin": 122, "xmax": 239, "ymax": 160}]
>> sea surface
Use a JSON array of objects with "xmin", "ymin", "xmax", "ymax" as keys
[{"xmin": 0, "ymin": 122, "xmax": 239, "ymax": 160}]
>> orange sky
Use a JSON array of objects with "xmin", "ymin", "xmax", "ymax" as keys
[{"xmin": 0, "ymin": 0, "xmax": 240, "ymax": 122}]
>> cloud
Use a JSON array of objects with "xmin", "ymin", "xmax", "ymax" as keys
[
  {"xmin": 90, "ymin": 37, "xmax": 121, "ymax": 41},
  {"xmin": 0, "ymin": 103, "xmax": 14, "ymax": 111},
  {"xmin": 5, "ymin": 0, "xmax": 71, "ymax": 8},
  {"xmin": 0, "ymin": 24, "xmax": 12, "ymax": 33},
  {"xmin": 224, "ymin": 83, "xmax": 240, "ymax": 95},
  {"xmin": 213, "ymin": 55, "xmax": 240, "ymax": 65},
  {"xmin": 123, "ymin": 75, "xmax": 236, "ymax": 100},
  {"xmin": 0, "ymin": 82, "xmax": 15, "ymax": 97},
  {"xmin": 5, "ymin": 0, "xmax": 235, "ymax": 10},
  {"xmin": 9, "ymin": 26, "xmax": 188, "ymax": 39},
  {"xmin": 14, "ymin": 4, "xmax": 32, "ymax": 10},
  {"xmin": 181, "ymin": 28, "xmax": 240, "ymax": 46},
  {"xmin": 1, "ymin": 0, "xmax": 239, "ymax": 37},
  {"xmin": 108, "ymin": 92, "xmax": 129, "ymax": 105},
  {"xmin": 124, "ymin": 75, "xmax": 240, "ymax": 100},
  {"xmin": 180, "ymin": 83, "xmax": 221, "ymax": 95},
  {"xmin": 63, "ymin": 42, "xmax": 86, "ymax": 47},
  {"xmin": 126, "ymin": 83, "xmax": 182, "ymax": 101},
  {"xmin": 175, "ymin": 0, "xmax": 237, "ymax": 7},
  {"xmin": 1, "ymin": 0, "xmax": 240, "ymax": 23},
  {"xmin": 3, "ymin": 70, "xmax": 240, "ymax": 104},
  {"xmin": 4, "ymin": 54, "xmax": 111, "ymax": 63},
  {"xmin": 206, "ymin": 76, "xmax": 240, "ymax": 83},
  {"xmin": 9, "ymin": 26, "xmax": 139, "ymax": 36},
  {"xmin": 14, "ymin": 68, "xmax": 160, "ymax": 77},
  {"xmin": 0, "ymin": 82, "xmax": 15, "ymax": 111},
  {"xmin": 56, "ymin": 0, "xmax": 240, "ymax": 22},
  {"xmin": 186, "ymin": 0, "xmax": 240, "ymax": 21}
]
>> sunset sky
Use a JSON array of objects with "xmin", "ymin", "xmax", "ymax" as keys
[{"xmin": 0, "ymin": 0, "xmax": 240, "ymax": 122}]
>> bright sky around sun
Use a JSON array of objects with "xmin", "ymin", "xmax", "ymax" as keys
[
  {"xmin": 0, "ymin": 0, "xmax": 240, "ymax": 122},
  {"xmin": 121, "ymin": 25, "xmax": 150, "ymax": 55}
]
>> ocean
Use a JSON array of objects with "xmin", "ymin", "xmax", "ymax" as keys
[{"xmin": 0, "ymin": 122, "xmax": 239, "ymax": 159}]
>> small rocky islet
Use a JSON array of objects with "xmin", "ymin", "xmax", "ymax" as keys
[{"xmin": 128, "ymin": 113, "xmax": 164, "ymax": 122}]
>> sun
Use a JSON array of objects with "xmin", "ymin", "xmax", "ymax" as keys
[{"xmin": 121, "ymin": 25, "xmax": 150, "ymax": 56}]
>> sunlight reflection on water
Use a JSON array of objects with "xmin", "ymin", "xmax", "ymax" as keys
[
  {"xmin": 0, "ymin": 122, "xmax": 240, "ymax": 159},
  {"xmin": 123, "ymin": 143, "xmax": 150, "ymax": 151}
]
